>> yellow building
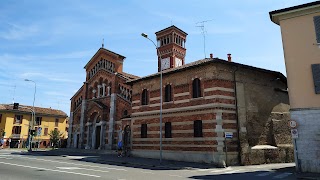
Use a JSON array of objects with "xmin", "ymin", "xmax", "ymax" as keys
[{"xmin": 0, "ymin": 104, "xmax": 68, "ymax": 148}]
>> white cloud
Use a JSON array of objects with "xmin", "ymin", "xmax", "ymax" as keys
[
  {"xmin": 44, "ymin": 91, "xmax": 71, "ymax": 98},
  {"xmin": 0, "ymin": 22, "xmax": 39, "ymax": 40},
  {"xmin": 0, "ymin": 50, "xmax": 94, "ymax": 62}
]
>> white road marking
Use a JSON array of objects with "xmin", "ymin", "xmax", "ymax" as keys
[
  {"xmin": 63, "ymin": 155, "xmax": 97, "ymax": 159},
  {"xmin": 140, "ymin": 171, "xmax": 154, "ymax": 174},
  {"xmin": 56, "ymin": 167, "xmax": 109, "ymax": 173},
  {"xmin": 223, "ymin": 170, "xmax": 241, "ymax": 174},
  {"xmin": 0, "ymin": 162, "xmax": 100, "ymax": 178},
  {"xmin": 15, "ymin": 155, "xmax": 127, "ymax": 171},
  {"xmin": 273, "ymin": 172, "xmax": 292, "ymax": 179},
  {"xmin": 0, "ymin": 154, "xmax": 13, "ymax": 159},
  {"xmin": 256, "ymin": 171, "xmax": 275, "ymax": 176},
  {"xmin": 0, "ymin": 154, "xmax": 12, "ymax": 156},
  {"xmin": 210, "ymin": 167, "xmax": 232, "ymax": 173},
  {"xmin": 169, "ymin": 174, "xmax": 183, "ymax": 178},
  {"xmin": 0, "ymin": 157, "xmax": 13, "ymax": 159},
  {"xmin": 57, "ymin": 167, "xmax": 83, "ymax": 170},
  {"xmin": 197, "ymin": 169, "xmax": 214, "ymax": 172}
]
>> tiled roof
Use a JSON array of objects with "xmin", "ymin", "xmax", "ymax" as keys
[
  {"xmin": 127, "ymin": 58, "xmax": 287, "ymax": 84},
  {"xmin": 269, "ymin": 1, "xmax": 320, "ymax": 24},
  {"xmin": 70, "ymin": 84, "xmax": 84, "ymax": 100},
  {"xmin": 0, "ymin": 104, "xmax": 68, "ymax": 117},
  {"xmin": 84, "ymin": 48, "xmax": 126, "ymax": 69},
  {"xmin": 117, "ymin": 72, "xmax": 140, "ymax": 80},
  {"xmin": 155, "ymin": 25, "xmax": 188, "ymax": 35},
  {"xmin": 270, "ymin": 1, "xmax": 320, "ymax": 16}
]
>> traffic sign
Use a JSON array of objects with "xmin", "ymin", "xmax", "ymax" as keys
[
  {"xmin": 291, "ymin": 129, "xmax": 298, "ymax": 139},
  {"xmin": 37, "ymin": 127, "xmax": 42, "ymax": 136},
  {"xmin": 225, "ymin": 132, "xmax": 233, "ymax": 139},
  {"xmin": 289, "ymin": 120, "xmax": 298, "ymax": 128}
]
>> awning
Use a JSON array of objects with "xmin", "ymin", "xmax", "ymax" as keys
[{"xmin": 251, "ymin": 145, "xmax": 278, "ymax": 150}]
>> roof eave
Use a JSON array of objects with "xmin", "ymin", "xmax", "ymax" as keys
[
  {"xmin": 84, "ymin": 48, "xmax": 126, "ymax": 69},
  {"xmin": 269, "ymin": 1, "xmax": 320, "ymax": 25}
]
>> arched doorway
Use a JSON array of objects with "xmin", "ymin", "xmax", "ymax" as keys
[
  {"xmin": 92, "ymin": 115, "xmax": 102, "ymax": 149},
  {"xmin": 95, "ymin": 126, "xmax": 101, "ymax": 149},
  {"xmin": 123, "ymin": 125, "xmax": 131, "ymax": 156},
  {"xmin": 76, "ymin": 134, "xmax": 80, "ymax": 148}
]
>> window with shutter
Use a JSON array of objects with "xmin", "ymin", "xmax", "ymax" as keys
[
  {"xmin": 312, "ymin": 64, "xmax": 320, "ymax": 94},
  {"xmin": 314, "ymin": 16, "xmax": 320, "ymax": 44},
  {"xmin": 44, "ymin": 128, "xmax": 48, "ymax": 136},
  {"xmin": 192, "ymin": 78, "xmax": 202, "ymax": 98},
  {"xmin": 141, "ymin": 124, "xmax": 147, "ymax": 138},
  {"xmin": 55, "ymin": 118, "xmax": 59, "ymax": 127},
  {"xmin": 36, "ymin": 117, "xmax": 42, "ymax": 125},
  {"xmin": 14, "ymin": 115, "xmax": 22, "ymax": 124},
  {"xmin": 35, "ymin": 127, "xmax": 38, "ymax": 135},
  {"xmin": 0, "ymin": 114, "xmax": 2, "ymax": 123},
  {"xmin": 194, "ymin": 120, "xmax": 203, "ymax": 137},
  {"xmin": 165, "ymin": 122, "xmax": 172, "ymax": 138},
  {"xmin": 141, "ymin": 89, "xmax": 149, "ymax": 105},
  {"xmin": 165, "ymin": 84, "xmax": 172, "ymax": 102}
]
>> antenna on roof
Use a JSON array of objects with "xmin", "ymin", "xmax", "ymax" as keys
[
  {"xmin": 196, "ymin": 19, "xmax": 213, "ymax": 59},
  {"xmin": 102, "ymin": 38, "xmax": 104, "ymax": 48}
]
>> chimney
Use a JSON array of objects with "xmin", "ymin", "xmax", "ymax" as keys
[
  {"xmin": 227, "ymin": 54, "xmax": 232, "ymax": 62},
  {"xmin": 210, "ymin": 53, "xmax": 213, "ymax": 58}
]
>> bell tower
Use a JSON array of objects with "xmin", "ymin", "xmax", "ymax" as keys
[{"xmin": 155, "ymin": 25, "xmax": 188, "ymax": 72}]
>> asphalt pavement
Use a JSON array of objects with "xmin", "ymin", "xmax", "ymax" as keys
[{"xmin": 0, "ymin": 148, "xmax": 318, "ymax": 180}]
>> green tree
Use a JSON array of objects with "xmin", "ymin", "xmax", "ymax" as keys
[{"xmin": 49, "ymin": 129, "xmax": 63, "ymax": 149}]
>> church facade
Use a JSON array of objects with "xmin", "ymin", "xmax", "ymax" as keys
[
  {"xmin": 69, "ymin": 26, "xmax": 292, "ymax": 166},
  {"xmin": 68, "ymin": 48, "xmax": 138, "ymax": 150}
]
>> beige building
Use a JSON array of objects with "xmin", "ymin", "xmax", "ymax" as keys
[{"xmin": 270, "ymin": 1, "xmax": 320, "ymax": 173}]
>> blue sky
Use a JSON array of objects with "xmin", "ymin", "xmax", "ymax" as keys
[{"xmin": 0, "ymin": 0, "xmax": 314, "ymax": 115}]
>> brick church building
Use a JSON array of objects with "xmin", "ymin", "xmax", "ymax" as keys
[{"xmin": 69, "ymin": 26, "xmax": 292, "ymax": 166}]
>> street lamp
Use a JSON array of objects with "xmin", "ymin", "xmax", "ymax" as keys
[
  {"xmin": 25, "ymin": 79, "xmax": 36, "ymax": 152},
  {"xmin": 141, "ymin": 33, "xmax": 163, "ymax": 164}
]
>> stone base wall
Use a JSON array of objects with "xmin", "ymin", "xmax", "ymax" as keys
[
  {"xmin": 291, "ymin": 109, "xmax": 320, "ymax": 173},
  {"xmin": 131, "ymin": 150, "xmax": 238, "ymax": 167},
  {"xmin": 243, "ymin": 146, "xmax": 294, "ymax": 165}
]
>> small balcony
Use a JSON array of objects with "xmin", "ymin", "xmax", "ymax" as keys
[{"xmin": 11, "ymin": 134, "xmax": 21, "ymax": 139}]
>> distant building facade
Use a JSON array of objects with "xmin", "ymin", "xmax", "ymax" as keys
[
  {"xmin": 270, "ymin": 1, "xmax": 320, "ymax": 173},
  {"xmin": 0, "ymin": 104, "xmax": 68, "ymax": 148},
  {"xmin": 69, "ymin": 26, "xmax": 292, "ymax": 166}
]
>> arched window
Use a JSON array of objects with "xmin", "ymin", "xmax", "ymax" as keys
[
  {"xmin": 141, "ymin": 89, "xmax": 148, "ymax": 105},
  {"xmin": 192, "ymin": 78, "xmax": 202, "ymax": 98},
  {"xmin": 164, "ymin": 84, "xmax": 172, "ymax": 102},
  {"xmin": 123, "ymin": 110, "xmax": 128, "ymax": 117}
]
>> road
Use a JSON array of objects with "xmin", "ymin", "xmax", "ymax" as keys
[{"xmin": 0, "ymin": 149, "xmax": 297, "ymax": 180}]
